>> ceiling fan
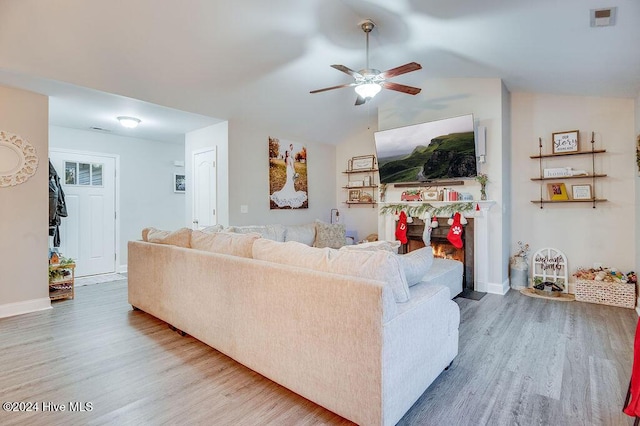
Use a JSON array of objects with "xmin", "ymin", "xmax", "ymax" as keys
[{"xmin": 310, "ymin": 20, "xmax": 422, "ymax": 106}]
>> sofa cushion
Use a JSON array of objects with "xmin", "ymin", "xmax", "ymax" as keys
[
  {"xmin": 253, "ymin": 239, "xmax": 410, "ymax": 303},
  {"xmin": 142, "ymin": 227, "xmax": 192, "ymax": 248},
  {"xmin": 397, "ymin": 247, "xmax": 434, "ymax": 286},
  {"xmin": 284, "ymin": 223, "xmax": 316, "ymax": 246},
  {"xmin": 227, "ymin": 224, "xmax": 286, "ymax": 242},
  {"xmin": 191, "ymin": 230, "xmax": 261, "ymax": 258},
  {"xmin": 340, "ymin": 240, "xmax": 400, "ymax": 253},
  {"xmin": 313, "ymin": 220, "xmax": 346, "ymax": 249}
]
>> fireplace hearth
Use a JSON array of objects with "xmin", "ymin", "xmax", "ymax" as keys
[{"xmin": 400, "ymin": 217, "xmax": 484, "ymax": 299}]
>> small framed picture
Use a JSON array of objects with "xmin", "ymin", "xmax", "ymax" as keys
[
  {"xmin": 349, "ymin": 155, "xmax": 376, "ymax": 171},
  {"xmin": 572, "ymin": 184, "xmax": 592, "ymax": 200},
  {"xmin": 547, "ymin": 182, "xmax": 569, "ymax": 200},
  {"xmin": 174, "ymin": 173, "xmax": 186, "ymax": 193},
  {"xmin": 348, "ymin": 189, "xmax": 361, "ymax": 202},
  {"xmin": 552, "ymin": 130, "xmax": 579, "ymax": 154}
]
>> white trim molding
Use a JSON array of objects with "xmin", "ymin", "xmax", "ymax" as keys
[{"xmin": 0, "ymin": 298, "xmax": 51, "ymax": 319}]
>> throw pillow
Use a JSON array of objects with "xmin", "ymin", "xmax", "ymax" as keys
[
  {"xmin": 227, "ymin": 224, "xmax": 286, "ymax": 242},
  {"xmin": 313, "ymin": 220, "xmax": 346, "ymax": 249},
  {"xmin": 143, "ymin": 227, "xmax": 192, "ymax": 248},
  {"xmin": 340, "ymin": 240, "xmax": 400, "ymax": 253},
  {"xmin": 397, "ymin": 247, "xmax": 435, "ymax": 286},
  {"xmin": 284, "ymin": 223, "xmax": 316, "ymax": 246},
  {"xmin": 201, "ymin": 224, "xmax": 224, "ymax": 234},
  {"xmin": 191, "ymin": 231, "xmax": 260, "ymax": 258}
]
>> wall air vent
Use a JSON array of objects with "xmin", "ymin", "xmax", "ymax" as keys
[{"xmin": 590, "ymin": 7, "xmax": 617, "ymax": 27}]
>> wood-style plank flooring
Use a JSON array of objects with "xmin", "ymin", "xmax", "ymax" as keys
[{"xmin": 0, "ymin": 280, "xmax": 636, "ymax": 425}]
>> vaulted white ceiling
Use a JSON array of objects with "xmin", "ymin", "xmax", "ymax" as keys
[{"xmin": 0, "ymin": 0, "xmax": 638, "ymax": 144}]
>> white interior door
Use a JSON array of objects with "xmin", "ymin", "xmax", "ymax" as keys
[
  {"xmin": 49, "ymin": 151, "xmax": 116, "ymax": 277},
  {"xmin": 192, "ymin": 147, "xmax": 217, "ymax": 229}
]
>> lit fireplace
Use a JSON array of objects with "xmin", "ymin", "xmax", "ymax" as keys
[{"xmin": 401, "ymin": 217, "xmax": 475, "ymax": 293}]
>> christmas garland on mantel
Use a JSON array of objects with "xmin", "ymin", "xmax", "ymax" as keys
[{"xmin": 379, "ymin": 202, "xmax": 475, "ymax": 218}]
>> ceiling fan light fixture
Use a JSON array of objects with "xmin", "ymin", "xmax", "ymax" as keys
[
  {"xmin": 355, "ymin": 83, "xmax": 381, "ymax": 98},
  {"xmin": 117, "ymin": 116, "xmax": 141, "ymax": 128}
]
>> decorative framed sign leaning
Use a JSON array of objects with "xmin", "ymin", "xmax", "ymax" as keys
[
  {"xmin": 547, "ymin": 182, "xmax": 569, "ymax": 200},
  {"xmin": 571, "ymin": 184, "xmax": 592, "ymax": 200},
  {"xmin": 552, "ymin": 130, "xmax": 579, "ymax": 154},
  {"xmin": 174, "ymin": 173, "xmax": 185, "ymax": 193},
  {"xmin": 348, "ymin": 189, "xmax": 361, "ymax": 202},
  {"xmin": 349, "ymin": 155, "xmax": 376, "ymax": 171}
]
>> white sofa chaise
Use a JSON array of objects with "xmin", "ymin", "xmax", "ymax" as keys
[{"xmin": 128, "ymin": 229, "xmax": 461, "ymax": 426}]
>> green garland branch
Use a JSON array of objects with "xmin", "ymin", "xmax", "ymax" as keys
[{"xmin": 379, "ymin": 202, "xmax": 474, "ymax": 218}]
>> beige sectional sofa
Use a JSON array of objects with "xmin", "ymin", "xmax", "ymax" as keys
[{"xmin": 128, "ymin": 226, "xmax": 461, "ymax": 426}]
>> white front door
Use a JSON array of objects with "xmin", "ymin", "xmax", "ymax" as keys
[
  {"xmin": 49, "ymin": 151, "xmax": 117, "ymax": 277},
  {"xmin": 192, "ymin": 147, "xmax": 217, "ymax": 229}
]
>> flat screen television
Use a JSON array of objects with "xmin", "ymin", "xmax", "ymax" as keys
[{"xmin": 374, "ymin": 114, "xmax": 477, "ymax": 184}]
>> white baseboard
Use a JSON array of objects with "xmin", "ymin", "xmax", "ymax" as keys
[
  {"xmin": 118, "ymin": 264, "xmax": 127, "ymax": 274},
  {"xmin": 487, "ymin": 279, "xmax": 510, "ymax": 295},
  {"xmin": 0, "ymin": 297, "xmax": 51, "ymax": 319}
]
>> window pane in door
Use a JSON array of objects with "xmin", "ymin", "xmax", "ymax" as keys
[
  {"xmin": 65, "ymin": 162, "xmax": 77, "ymax": 185},
  {"xmin": 91, "ymin": 164, "xmax": 103, "ymax": 186},
  {"xmin": 79, "ymin": 163, "xmax": 91, "ymax": 185}
]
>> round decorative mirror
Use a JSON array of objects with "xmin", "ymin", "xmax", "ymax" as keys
[{"xmin": 0, "ymin": 130, "xmax": 39, "ymax": 187}]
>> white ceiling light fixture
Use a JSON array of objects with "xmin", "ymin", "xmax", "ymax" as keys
[
  {"xmin": 117, "ymin": 116, "xmax": 141, "ymax": 128},
  {"xmin": 354, "ymin": 82, "xmax": 382, "ymax": 98}
]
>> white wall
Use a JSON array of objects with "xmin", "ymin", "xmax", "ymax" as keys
[
  {"xmin": 0, "ymin": 85, "xmax": 50, "ymax": 317},
  {"xmin": 511, "ymin": 93, "xmax": 636, "ymax": 279},
  {"xmin": 228, "ymin": 118, "xmax": 336, "ymax": 226},
  {"xmin": 185, "ymin": 121, "xmax": 230, "ymax": 227},
  {"xmin": 335, "ymin": 127, "xmax": 380, "ymax": 241},
  {"xmin": 49, "ymin": 126, "xmax": 185, "ymax": 271},
  {"xmin": 375, "ymin": 78, "xmax": 509, "ymax": 292}
]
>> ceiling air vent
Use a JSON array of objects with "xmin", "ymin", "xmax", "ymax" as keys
[
  {"xmin": 89, "ymin": 126, "xmax": 112, "ymax": 132},
  {"xmin": 590, "ymin": 7, "xmax": 617, "ymax": 27}
]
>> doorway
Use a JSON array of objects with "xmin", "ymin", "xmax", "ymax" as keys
[
  {"xmin": 49, "ymin": 150, "xmax": 119, "ymax": 277},
  {"xmin": 192, "ymin": 147, "xmax": 217, "ymax": 229}
]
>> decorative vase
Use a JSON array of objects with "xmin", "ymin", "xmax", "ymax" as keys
[
  {"xmin": 480, "ymin": 185, "xmax": 487, "ymax": 200},
  {"xmin": 510, "ymin": 256, "xmax": 528, "ymax": 290}
]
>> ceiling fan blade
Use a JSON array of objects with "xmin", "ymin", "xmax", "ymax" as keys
[
  {"xmin": 380, "ymin": 62, "xmax": 422, "ymax": 79},
  {"xmin": 355, "ymin": 95, "xmax": 367, "ymax": 106},
  {"xmin": 310, "ymin": 83, "xmax": 356, "ymax": 94},
  {"xmin": 381, "ymin": 81, "xmax": 421, "ymax": 95},
  {"xmin": 331, "ymin": 64, "xmax": 363, "ymax": 78}
]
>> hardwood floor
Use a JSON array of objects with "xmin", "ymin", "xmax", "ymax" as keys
[{"xmin": 0, "ymin": 281, "xmax": 636, "ymax": 425}]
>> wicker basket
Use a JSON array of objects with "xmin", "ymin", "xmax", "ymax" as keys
[{"xmin": 575, "ymin": 279, "xmax": 636, "ymax": 309}]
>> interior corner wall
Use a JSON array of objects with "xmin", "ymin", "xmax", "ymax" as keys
[
  {"xmin": 335, "ymin": 127, "xmax": 381, "ymax": 242},
  {"xmin": 0, "ymin": 85, "xmax": 50, "ymax": 317},
  {"xmin": 511, "ymin": 92, "xmax": 636, "ymax": 276},
  {"xmin": 185, "ymin": 121, "xmax": 229, "ymax": 227},
  {"xmin": 227, "ymin": 118, "xmax": 336, "ymax": 226},
  {"xmin": 376, "ymin": 78, "xmax": 508, "ymax": 291},
  {"xmin": 49, "ymin": 126, "xmax": 185, "ymax": 271},
  {"xmin": 501, "ymin": 82, "xmax": 512, "ymax": 287}
]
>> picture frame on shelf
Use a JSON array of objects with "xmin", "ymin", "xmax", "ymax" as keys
[
  {"xmin": 349, "ymin": 155, "xmax": 376, "ymax": 171},
  {"xmin": 552, "ymin": 130, "xmax": 579, "ymax": 154},
  {"xmin": 348, "ymin": 189, "xmax": 361, "ymax": 202},
  {"xmin": 547, "ymin": 182, "xmax": 569, "ymax": 200},
  {"xmin": 571, "ymin": 184, "xmax": 592, "ymax": 200},
  {"xmin": 174, "ymin": 173, "xmax": 186, "ymax": 193}
]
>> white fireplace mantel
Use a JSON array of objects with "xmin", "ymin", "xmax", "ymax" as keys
[{"xmin": 379, "ymin": 200, "xmax": 497, "ymax": 293}]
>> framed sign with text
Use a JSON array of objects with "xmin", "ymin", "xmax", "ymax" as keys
[{"xmin": 552, "ymin": 130, "xmax": 579, "ymax": 154}]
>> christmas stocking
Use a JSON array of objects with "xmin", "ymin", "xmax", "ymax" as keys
[
  {"xmin": 420, "ymin": 212, "xmax": 432, "ymax": 246},
  {"xmin": 395, "ymin": 211, "xmax": 408, "ymax": 244},
  {"xmin": 447, "ymin": 212, "xmax": 464, "ymax": 249}
]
